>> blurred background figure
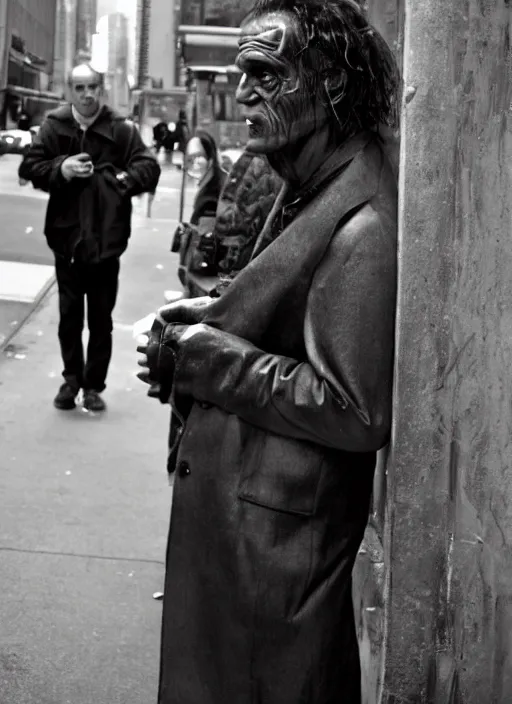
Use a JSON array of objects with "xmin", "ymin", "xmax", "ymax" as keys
[
  {"xmin": 187, "ymin": 130, "xmax": 226, "ymax": 226},
  {"xmin": 163, "ymin": 110, "xmax": 190, "ymax": 168},
  {"xmin": 171, "ymin": 130, "xmax": 227, "ymax": 294},
  {"xmin": 173, "ymin": 110, "xmax": 190, "ymax": 168},
  {"xmin": 17, "ymin": 112, "xmax": 31, "ymax": 131},
  {"xmin": 153, "ymin": 121, "xmax": 169, "ymax": 157}
]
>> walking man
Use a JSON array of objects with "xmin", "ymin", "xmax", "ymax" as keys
[
  {"xmin": 20, "ymin": 63, "xmax": 160, "ymax": 412},
  {"xmin": 139, "ymin": 0, "xmax": 400, "ymax": 700}
]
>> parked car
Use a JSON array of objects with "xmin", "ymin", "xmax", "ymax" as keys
[{"xmin": 0, "ymin": 126, "xmax": 38, "ymax": 156}]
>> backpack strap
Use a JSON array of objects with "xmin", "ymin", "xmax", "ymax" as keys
[{"xmin": 114, "ymin": 119, "xmax": 135, "ymax": 166}]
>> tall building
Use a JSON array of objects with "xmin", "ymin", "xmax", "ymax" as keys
[
  {"xmin": 2, "ymin": 0, "xmax": 57, "ymax": 92},
  {"xmin": 106, "ymin": 11, "xmax": 129, "ymax": 113},
  {"xmin": 0, "ymin": 0, "xmax": 63, "ymax": 127},
  {"xmin": 52, "ymin": 0, "xmax": 78, "ymax": 96},
  {"xmin": 135, "ymin": 0, "xmax": 150, "ymax": 87},
  {"xmin": 134, "ymin": 0, "xmax": 177, "ymax": 89},
  {"xmin": 147, "ymin": 0, "xmax": 176, "ymax": 89},
  {"xmin": 75, "ymin": 0, "xmax": 96, "ymax": 59}
]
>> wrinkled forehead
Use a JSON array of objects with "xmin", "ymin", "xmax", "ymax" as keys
[{"xmin": 237, "ymin": 11, "xmax": 302, "ymax": 67}]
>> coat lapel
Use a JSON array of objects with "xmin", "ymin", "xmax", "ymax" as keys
[{"xmin": 204, "ymin": 134, "xmax": 383, "ymax": 343}]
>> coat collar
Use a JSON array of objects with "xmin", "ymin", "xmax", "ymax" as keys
[
  {"xmin": 205, "ymin": 137, "xmax": 391, "ymax": 340},
  {"xmin": 47, "ymin": 104, "xmax": 121, "ymax": 142},
  {"xmin": 288, "ymin": 131, "xmax": 375, "ymax": 207}
]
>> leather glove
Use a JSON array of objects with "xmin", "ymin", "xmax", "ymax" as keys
[
  {"xmin": 136, "ymin": 320, "xmax": 188, "ymax": 403},
  {"xmin": 156, "ymin": 296, "xmax": 213, "ymax": 325}
]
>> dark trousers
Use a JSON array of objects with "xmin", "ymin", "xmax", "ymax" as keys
[{"xmin": 55, "ymin": 256, "xmax": 120, "ymax": 392}]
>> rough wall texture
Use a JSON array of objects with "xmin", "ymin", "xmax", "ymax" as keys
[{"xmin": 383, "ymin": 1, "xmax": 512, "ymax": 702}]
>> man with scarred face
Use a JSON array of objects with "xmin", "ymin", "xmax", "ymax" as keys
[
  {"xmin": 237, "ymin": 12, "xmax": 334, "ymax": 158},
  {"xmin": 138, "ymin": 1, "xmax": 400, "ymax": 701}
]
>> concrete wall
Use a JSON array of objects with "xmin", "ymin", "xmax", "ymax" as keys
[
  {"xmin": 354, "ymin": 0, "xmax": 512, "ymax": 702},
  {"xmin": 384, "ymin": 0, "xmax": 511, "ymax": 700}
]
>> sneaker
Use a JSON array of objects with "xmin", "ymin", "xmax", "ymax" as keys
[
  {"xmin": 54, "ymin": 383, "xmax": 79, "ymax": 410},
  {"xmin": 83, "ymin": 389, "xmax": 106, "ymax": 412}
]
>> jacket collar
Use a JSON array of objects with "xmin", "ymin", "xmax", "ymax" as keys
[
  {"xmin": 48, "ymin": 104, "xmax": 120, "ymax": 142},
  {"xmin": 288, "ymin": 131, "xmax": 375, "ymax": 207},
  {"xmin": 71, "ymin": 104, "xmax": 102, "ymax": 130}
]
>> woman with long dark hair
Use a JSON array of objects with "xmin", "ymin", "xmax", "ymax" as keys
[
  {"xmin": 172, "ymin": 130, "xmax": 227, "ymax": 293},
  {"xmin": 188, "ymin": 129, "xmax": 227, "ymax": 225}
]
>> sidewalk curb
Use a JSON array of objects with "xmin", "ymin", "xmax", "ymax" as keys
[{"xmin": 0, "ymin": 274, "xmax": 56, "ymax": 353}]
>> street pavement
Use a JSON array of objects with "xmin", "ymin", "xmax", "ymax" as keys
[{"xmin": 0, "ymin": 159, "xmax": 198, "ymax": 703}]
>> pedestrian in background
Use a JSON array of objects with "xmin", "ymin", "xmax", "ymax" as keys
[
  {"xmin": 153, "ymin": 121, "xmax": 169, "ymax": 157},
  {"xmin": 19, "ymin": 62, "xmax": 160, "ymax": 412},
  {"xmin": 168, "ymin": 110, "xmax": 190, "ymax": 169},
  {"xmin": 172, "ymin": 130, "xmax": 227, "ymax": 293}
]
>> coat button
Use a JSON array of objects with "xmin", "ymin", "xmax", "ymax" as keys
[{"xmin": 178, "ymin": 460, "xmax": 191, "ymax": 477}]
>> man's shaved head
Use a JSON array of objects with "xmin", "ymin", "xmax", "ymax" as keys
[
  {"xmin": 67, "ymin": 64, "xmax": 104, "ymax": 117},
  {"xmin": 67, "ymin": 63, "xmax": 104, "ymax": 87}
]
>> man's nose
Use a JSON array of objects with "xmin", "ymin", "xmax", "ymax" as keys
[{"xmin": 235, "ymin": 74, "xmax": 258, "ymax": 105}]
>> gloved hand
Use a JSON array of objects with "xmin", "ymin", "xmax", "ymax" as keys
[
  {"xmin": 156, "ymin": 296, "xmax": 213, "ymax": 325},
  {"xmin": 136, "ymin": 320, "xmax": 188, "ymax": 403}
]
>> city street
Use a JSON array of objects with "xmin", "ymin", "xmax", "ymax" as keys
[
  {"xmin": 0, "ymin": 157, "xmax": 197, "ymax": 703},
  {"xmin": 0, "ymin": 153, "xmax": 196, "ymax": 347}
]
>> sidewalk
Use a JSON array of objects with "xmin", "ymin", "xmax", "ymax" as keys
[{"xmin": 0, "ymin": 199, "xmax": 185, "ymax": 702}]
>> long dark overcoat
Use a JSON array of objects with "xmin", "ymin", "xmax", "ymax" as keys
[{"xmin": 158, "ymin": 132, "xmax": 398, "ymax": 704}]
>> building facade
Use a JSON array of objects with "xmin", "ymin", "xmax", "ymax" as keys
[
  {"xmin": 106, "ymin": 11, "xmax": 129, "ymax": 113},
  {"xmin": 147, "ymin": 0, "xmax": 176, "ymax": 90},
  {"xmin": 52, "ymin": 0, "xmax": 78, "ymax": 96},
  {"xmin": 75, "ymin": 0, "xmax": 96, "ymax": 59},
  {"xmin": 0, "ymin": 0, "xmax": 63, "ymax": 127},
  {"xmin": 135, "ymin": 0, "xmax": 150, "ymax": 87},
  {"xmin": 3, "ymin": 0, "xmax": 57, "ymax": 92},
  {"xmin": 181, "ymin": 0, "xmax": 253, "ymax": 27}
]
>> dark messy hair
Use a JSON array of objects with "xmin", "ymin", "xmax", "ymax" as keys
[
  {"xmin": 245, "ymin": 0, "xmax": 401, "ymax": 135},
  {"xmin": 190, "ymin": 130, "xmax": 227, "ymax": 225}
]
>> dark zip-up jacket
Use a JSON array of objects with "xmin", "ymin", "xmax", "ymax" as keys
[{"xmin": 19, "ymin": 104, "xmax": 160, "ymax": 262}]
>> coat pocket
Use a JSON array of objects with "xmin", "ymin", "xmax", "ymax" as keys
[{"xmin": 237, "ymin": 430, "xmax": 325, "ymax": 517}]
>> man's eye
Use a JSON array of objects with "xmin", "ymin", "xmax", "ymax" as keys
[{"xmin": 259, "ymin": 72, "xmax": 278, "ymax": 87}]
